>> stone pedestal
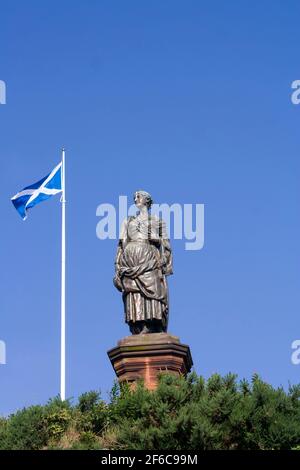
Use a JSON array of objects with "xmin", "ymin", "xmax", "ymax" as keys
[{"xmin": 107, "ymin": 332, "xmax": 193, "ymax": 390}]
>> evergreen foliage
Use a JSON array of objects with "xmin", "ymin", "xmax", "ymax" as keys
[{"xmin": 1, "ymin": 373, "xmax": 300, "ymax": 450}]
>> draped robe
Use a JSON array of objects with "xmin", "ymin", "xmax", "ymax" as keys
[{"xmin": 114, "ymin": 214, "xmax": 173, "ymax": 331}]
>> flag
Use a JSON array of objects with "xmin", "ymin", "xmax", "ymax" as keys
[{"xmin": 11, "ymin": 162, "xmax": 62, "ymax": 220}]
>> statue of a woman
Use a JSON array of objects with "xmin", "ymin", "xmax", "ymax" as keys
[{"xmin": 113, "ymin": 190, "xmax": 173, "ymax": 334}]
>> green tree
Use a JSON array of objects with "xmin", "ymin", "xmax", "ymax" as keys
[{"xmin": 1, "ymin": 373, "xmax": 300, "ymax": 450}]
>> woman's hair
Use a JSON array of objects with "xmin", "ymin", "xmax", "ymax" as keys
[{"xmin": 134, "ymin": 190, "xmax": 153, "ymax": 209}]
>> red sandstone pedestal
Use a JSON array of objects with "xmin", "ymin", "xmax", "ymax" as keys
[{"xmin": 107, "ymin": 333, "xmax": 193, "ymax": 390}]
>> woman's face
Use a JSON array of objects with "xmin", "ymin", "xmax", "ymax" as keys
[{"xmin": 134, "ymin": 192, "xmax": 147, "ymax": 209}]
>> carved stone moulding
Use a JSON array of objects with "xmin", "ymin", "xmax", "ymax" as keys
[{"xmin": 107, "ymin": 332, "xmax": 193, "ymax": 390}]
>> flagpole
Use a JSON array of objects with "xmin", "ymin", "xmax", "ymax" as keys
[{"xmin": 60, "ymin": 148, "xmax": 66, "ymax": 401}]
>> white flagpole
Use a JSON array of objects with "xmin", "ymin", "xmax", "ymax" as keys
[{"xmin": 60, "ymin": 148, "xmax": 66, "ymax": 401}]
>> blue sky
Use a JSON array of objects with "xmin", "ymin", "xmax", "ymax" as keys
[{"xmin": 0, "ymin": 0, "xmax": 300, "ymax": 415}]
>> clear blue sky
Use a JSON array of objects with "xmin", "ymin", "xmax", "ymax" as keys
[{"xmin": 1, "ymin": 0, "xmax": 300, "ymax": 415}]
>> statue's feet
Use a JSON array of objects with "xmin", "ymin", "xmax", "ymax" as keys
[
  {"xmin": 129, "ymin": 320, "xmax": 166, "ymax": 335},
  {"xmin": 129, "ymin": 321, "xmax": 149, "ymax": 335},
  {"xmin": 141, "ymin": 324, "xmax": 150, "ymax": 334}
]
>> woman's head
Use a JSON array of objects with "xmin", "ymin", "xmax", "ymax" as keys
[{"xmin": 134, "ymin": 190, "xmax": 153, "ymax": 209}]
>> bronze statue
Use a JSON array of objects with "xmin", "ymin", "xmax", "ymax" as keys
[{"xmin": 113, "ymin": 190, "xmax": 173, "ymax": 334}]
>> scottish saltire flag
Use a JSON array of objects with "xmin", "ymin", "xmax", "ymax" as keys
[{"xmin": 11, "ymin": 162, "xmax": 62, "ymax": 220}]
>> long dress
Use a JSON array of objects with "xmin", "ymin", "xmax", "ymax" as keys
[{"xmin": 114, "ymin": 214, "xmax": 173, "ymax": 333}]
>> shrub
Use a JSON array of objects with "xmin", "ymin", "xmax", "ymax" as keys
[
  {"xmin": 0, "ymin": 405, "xmax": 48, "ymax": 450},
  {"xmin": 1, "ymin": 374, "xmax": 300, "ymax": 450}
]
